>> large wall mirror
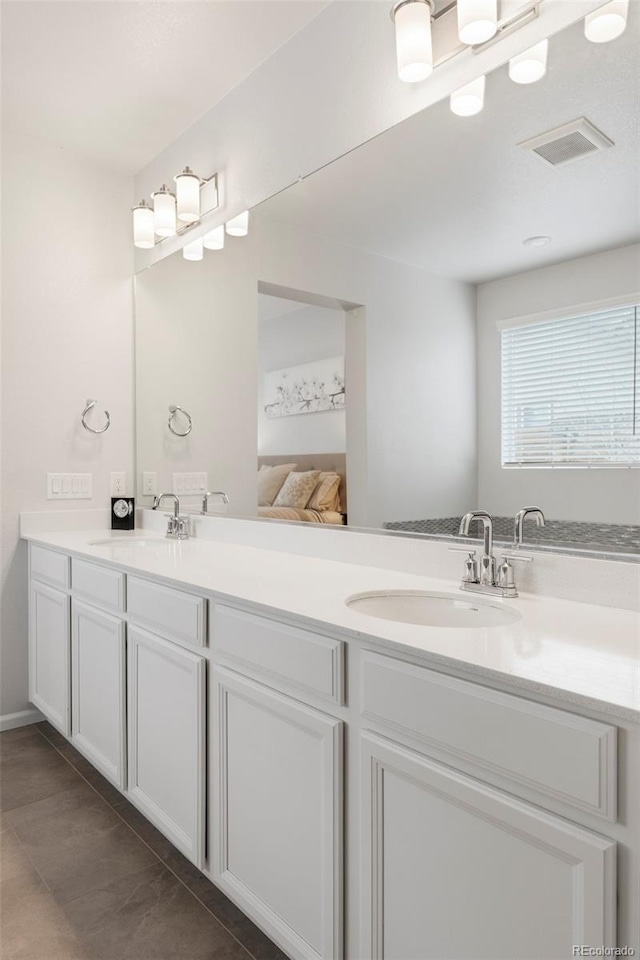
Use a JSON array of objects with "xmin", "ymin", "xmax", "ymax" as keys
[{"xmin": 134, "ymin": 18, "xmax": 640, "ymax": 555}]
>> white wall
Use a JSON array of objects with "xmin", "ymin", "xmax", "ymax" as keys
[
  {"xmin": 477, "ymin": 244, "xmax": 640, "ymax": 523},
  {"xmin": 135, "ymin": 213, "xmax": 477, "ymax": 528},
  {"xmin": 258, "ymin": 303, "xmax": 346, "ymax": 457},
  {"xmin": 1, "ymin": 130, "xmax": 133, "ymax": 724}
]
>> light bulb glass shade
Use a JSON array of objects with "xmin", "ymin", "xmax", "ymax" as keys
[
  {"xmin": 508, "ymin": 39, "xmax": 548, "ymax": 84},
  {"xmin": 585, "ymin": 0, "xmax": 628, "ymax": 42},
  {"xmin": 175, "ymin": 167, "xmax": 201, "ymax": 223},
  {"xmin": 393, "ymin": 0, "xmax": 433, "ymax": 83},
  {"xmin": 457, "ymin": 0, "xmax": 497, "ymax": 45},
  {"xmin": 183, "ymin": 237, "xmax": 204, "ymax": 261},
  {"xmin": 133, "ymin": 201, "xmax": 155, "ymax": 249},
  {"xmin": 203, "ymin": 225, "xmax": 225, "ymax": 250},
  {"xmin": 450, "ymin": 75, "xmax": 485, "ymax": 116},
  {"xmin": 152, "ymin": 186, "xmax": 177, "ymax": 237},
  {"xmin": 225, "ymin": 210, "xmax": 249, "ymax": 237}
]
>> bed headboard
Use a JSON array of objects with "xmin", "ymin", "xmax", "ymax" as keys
[{"xmin": 258, "ymin": 453, "xmax": 347, "ymax": 514}]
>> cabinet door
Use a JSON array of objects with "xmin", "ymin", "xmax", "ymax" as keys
[
  {"xmin": 71, "ymin": 600, "xmax": 126, "ymax": 789},
  {"xmin": 29, "ymin": 581, "xmax": 70, "ymax": 734},
  {"xmin": 360, "ymin": 733, "xmax": 616, "ymax": 960},
  {"xmin": 128, "ymin": 626, "xmax": 205, "ymax": 867},
  {"xmin": 212, "ymin": 667, "xmax": 343, "ymax": 960}
]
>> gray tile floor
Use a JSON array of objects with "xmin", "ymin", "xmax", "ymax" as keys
[{"xmin": 0, "ymin": 723, "xmax": 288, "ymax": 960}]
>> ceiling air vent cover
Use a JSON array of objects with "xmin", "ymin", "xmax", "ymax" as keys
[{"xmin": 519, "ymin": 118, "xmax": 614, "ymax": 166}]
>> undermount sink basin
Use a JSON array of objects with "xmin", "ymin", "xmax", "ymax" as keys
[
  {"xmin": 88, "ymin": 537, "xmax": 174, "ymax": 549},
  {"xmin": 345, "ymin": 590, "xmax": 521, "ymax": 629}
]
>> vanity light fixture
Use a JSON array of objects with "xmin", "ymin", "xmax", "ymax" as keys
[
  {"xmin": 183, "ymin": 236, "xmax": 204, "ymax": 261},
  {"xmin": 391, "ymin": 0, "xmax": 434, "ymax": 83},
  {"xmin": 203, "ymin": 225, "xmax": 225, "ymax": 250},
  {"xmin": 450, "ymin": 75, "xmax": 485, "ymax": 116},
  {"xmin": 131, "ymin": 169, "xmax": 219, "ymax": 249},
  {"xmin": 132, "ymin": 199, "xmax": 155, "ymax": 249},
  {"xmin": 174, "ymin": 167, "xmax": 201, "ymax": 224},
  {"xmin": 151, "ymin": 185, "xmax": 177, "ymax": 238},
  {"xmin": 584, "ymin": 0, "xmax": 628, "ymax": 42},
  {"xmin": 508, "ymin": 38, "xmax": 548, "ymax": 84},
  {"xmin": 225, "ymin": 210, "xmax": 250, "ymax": 237},
  {"xmin": 457, "ymin": 0, "xmax": 497, "ymax": 45}
]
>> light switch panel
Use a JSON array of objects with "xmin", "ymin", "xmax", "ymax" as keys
[
  {"xmin": 47, "ymin": 473, "xmax": 93, "ymax": 500},
  {"xmin": 172, "ymin": 472, "xmax": 207, "ymax": 495}
]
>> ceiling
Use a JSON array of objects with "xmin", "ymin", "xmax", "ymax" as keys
[
  {"xmin": 256, "ymin": 18, "xmax": 640, "ymax": 284},
  {"xmin": 1, "ymin": 1, "xmax": 328, "ymax": 175}
]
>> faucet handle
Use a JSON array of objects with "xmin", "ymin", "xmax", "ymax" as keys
[
  {"xmin": 500, "ymin": 554, "xmax": 533, "ymax": 563},
  {"xmin": 449, "ymin": 547, "xmax": 479, "ymax": 584}
]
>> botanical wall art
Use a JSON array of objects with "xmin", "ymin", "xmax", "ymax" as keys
[{"xmin": 263, "ymin": 356, "xmax": 345, "ymax": 419}]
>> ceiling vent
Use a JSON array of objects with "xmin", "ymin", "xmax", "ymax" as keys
[{"xmin": 519, "ymin": 118, "xmax": 614, "ymax": 167}]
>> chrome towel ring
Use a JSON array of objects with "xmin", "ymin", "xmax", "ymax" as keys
[
  {"xmin": 168, "ymin": 404, "xmax": 192, "ymax": 437},
  {"xmin": 81, "ymin": 399, "xmax": 111, "ymax": 434}
]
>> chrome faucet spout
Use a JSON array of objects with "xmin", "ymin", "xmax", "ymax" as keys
[
  {"xmin": 152, "ymin": 493, "xmax": 188, "ymax": 539},
  {"xmin": 459, "ymin": 510, "xmax": 493, "ymax": 558},
  {"xmin": 514, "ymin": 506, "xmax": 546, "ymax": 546},
  {"xmin": 153, "ymin": 493, "xmax": 179, "ymax": 518},
  {"xmin": 201, "ymin": 491, "xmax": 229, "ymax": 515},
  {"xmin": 459, "ymin": 511, "xmax": 495, "ymax": 586}
]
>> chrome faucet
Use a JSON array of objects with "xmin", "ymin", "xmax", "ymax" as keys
[
  {"xmin": 454, "ymin": 509, "xmax": 532, "ymax": 598},
  {"xmin": 201, "ymin": 491, "xmax": 229, "ymax": 515},
  {"xmin": 459, "ymin": 511, "xmax": 495, "ymax": 586},
  {"xmin": 152, "ymin": 493, "xmax": 189, "ymax": 540},
  {"xmin": 514, "ymin": 506, "xmax": 545, "ymax": 546}
]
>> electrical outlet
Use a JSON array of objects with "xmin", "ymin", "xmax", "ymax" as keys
[
  {"xmin": 142, "ymin": 472, "xmax": 157, "ymax": 496},
  {"xmin": 110, "ymin": 472, "xmax": 126, "ymax": 496}
]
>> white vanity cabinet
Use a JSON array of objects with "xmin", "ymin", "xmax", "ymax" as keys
[
  {"xmin": 127, "ymin": 625, "xmax": 206, "ymax": 867},
  {"xmin": 360, "ymin": 733, "xmax": 616, "ymax": 960},
  {"xmin": 71, "ymin": 599, "xmax": 126, "ymax": 789},
  {"xmin": 358, "ymin": 651, "xmax": 618, "ymax": 960},
  {"xmin": 210, "ymin": 605, "xmax": 345, "ymax": 960},
  {"xmin": 25, "ymin": 539, "xmax": 633, "ymax": 960},
  {"xmin": 29, "ymin": 578, "xmax": 71, "ymax": 735}
]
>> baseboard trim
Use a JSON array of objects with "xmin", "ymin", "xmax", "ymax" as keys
[{"xmin": 0, "ymin": 708, "xmax": 45, "ymax": 732}]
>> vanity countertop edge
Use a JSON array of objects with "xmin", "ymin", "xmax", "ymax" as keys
[{"xmin": 22, "ymin": 528, "xmax": 640, "ymax": 722}]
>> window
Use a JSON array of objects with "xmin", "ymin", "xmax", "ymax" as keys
[{"xmin": 501, "ymin": 303, "xmax": 640, "ymax": 467}]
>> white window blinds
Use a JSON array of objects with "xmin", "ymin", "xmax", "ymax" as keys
[{"xmin": 501, "ymin": 304, "xmax": 640, "ymax": 467}]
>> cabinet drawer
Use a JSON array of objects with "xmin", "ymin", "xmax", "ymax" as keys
[
  {"xmin": 212, "ymin": 604, "xmax": 344, "ymax": 705},
  {"xmin": 361, "ymin": 651, "xmax": 616, "ymax": 821},
  {"xmin": 30, "ymin": 544, "xmax": 70, "ymax": 589},
  {"xmin": 72, "ymin": 559, "xmax": 125, "ymax": 613},
  {"xmin": 127, "ymin": 577, "xmax": 206, "ymax": 649}
]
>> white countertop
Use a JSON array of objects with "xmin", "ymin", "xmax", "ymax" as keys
[{"xmin": 23, "ymin": 528, "xmax": 640, "ymax": 721}]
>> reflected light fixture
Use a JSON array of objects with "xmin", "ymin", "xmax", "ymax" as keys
[
  {"xmin": 203, "ymin": 225, "xmax": 225, "ymax": 250},
  {"xmin": 174, "ymin": 167, "xmax": 201, "ymax": 224},
  {"xmin": 132, "ymin": 199, "xmax": 155, "ymax": 249},
  {"xmin": 450, "ymin": 75, "xmax": 485, "ymax": 116},
  {"xmin": 226, "ymin": 210, "xmax": 250, "ymax": 237},
  {"xmin": 151, "ymin": 185, "xmax": 177, "ymax": 237},
  {"xmin": 508, "ymin": 39, "xmax": 548, "ymax": 84},
  {"xmin": 584, "ymin": 0, "xmax": 628, "ymax": 42},
  {"xmin": 457, "ymin": 0, "xmax": 498, "ymax": 45},
  {"xmin": 183, "ymin": 236, "xmax": 204, "ymax": 261},
  {"xmin": 391, "ymin": 0, "xmax": 433, "ymax": 83}
]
